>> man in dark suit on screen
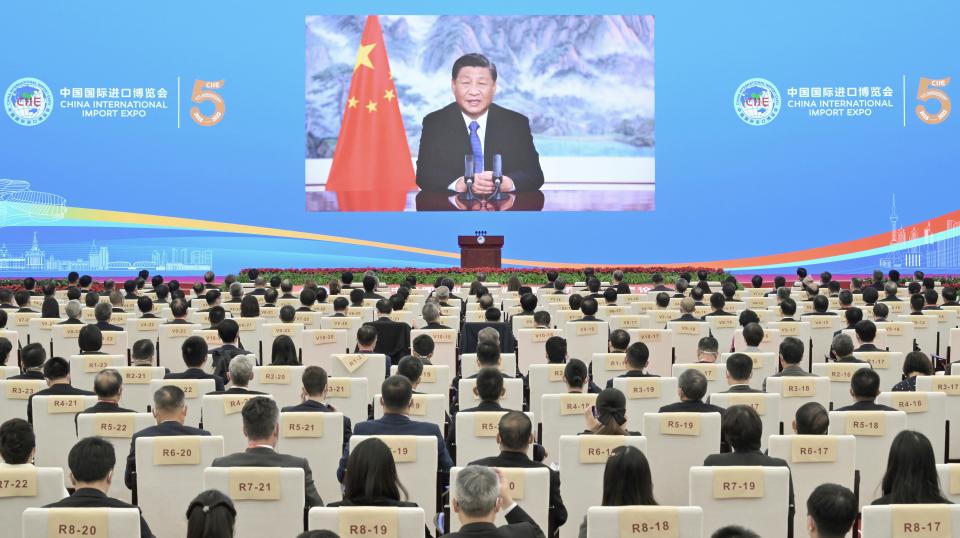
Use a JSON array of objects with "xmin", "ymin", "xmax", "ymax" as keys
[{"xmin": 416, "ymin": 53, "xmax": 544, "ymax": 194}]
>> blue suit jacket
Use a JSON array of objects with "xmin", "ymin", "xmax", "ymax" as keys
[{"xmin": 337, "ymin": 413, "xmax": 452, "ymax": 482}]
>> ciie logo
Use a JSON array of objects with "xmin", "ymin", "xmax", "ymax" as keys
[
  {"xmin": 4, "ymin": 77, "xmax": 54, "ymax": 126},
  {"xmin": 734, "ymin": 78, "xmax": 781, "ymax": 126}
]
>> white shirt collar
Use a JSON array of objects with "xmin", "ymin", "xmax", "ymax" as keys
[{"xmin": 462, "ymin": 110, "xmax": 488, "ymax": 137}]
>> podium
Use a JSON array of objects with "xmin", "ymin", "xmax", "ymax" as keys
[{"xmin": 458, "ymin": 235, "xmax": 504, "ymax": 269}]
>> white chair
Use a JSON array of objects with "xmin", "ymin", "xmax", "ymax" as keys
[
  {"xmin": 769, "ymin": 435, "xmax": 857, "ymax": 538},
  {"xmin": 928, "ymin": 309, "xmax": 959, "ymax": 356},
  {"xmin": 100, "ymin": 330, "xmax": 129, "ymax": 357},
  {"xmin": 374, "ymin": 393, "xmax": 446, "ymax": 435},
  {"xmin": 201, "ymin": 394, "xmax": 275, "ymax": 455},
  {"xmin": 666, "ymin": 321, "xmax": 710, "ymax": 363},
  {"xmin": 203, "ymin": 467, "xmax": 306, "ymax": 538},
  {"xmin": 707, "ymin": 315, "xmax": 740, "ymax": 351},
  {"xmin": 590, "ymin": 353, "xmax": 627, "ymax": 389},
  {"xmin": 876, "ymin": 321, "xmax": 915, "ymax": 355},
  {"xmin": 671, "ymin": 363, "xmax": 730, "ymax": 398},
  {"xmin": 511, "ymin": 313, "xmax": 539, "ymax": 335},
  {"xmin": 689, "ymin": 465, "xmax": 791, "ymax": 538},
  {"xmin": 277, "ymin": 411, "xmax": 346, "ymax": 504},
  {"xmin": 0, "ymin": 365, "xmax": 18, "ymax": 379},
  {"xmin": 76, "ymin": 412, "xmax": 154, "ymax": 503},
  {"xmin": 324, "ymin": 377, "xmax": 369, "ymax": 426},
  {"xmin": 720, "ymin": 352, "xmax": 777, "ymax": 390},
  {"xmin": 767, "ymin": 320, "xmax": 812, "ymax": 361},
  {"xmin": 709, "ymin": 393, "xmax": 782, "ymax": 449},
  {"xmin": 248, "ymin": 365, "xmax": 307, "ymax": 408},
  {"xmin": 136, "ymin": 435, "xmax": 225, "ymax": 538},
  {"xmin": 733, "ymin": 327, "xmax": 781, "ymax": 354},
  {"xmin": 158, "ymin": 323, "xmax": 202, "ymax": 371},
  {"xmin": 613, "ymin": 376, "xmax": 679, "ymax": 434},
  {"xmin": 517, "ymin": 328, "xmax": 563, "ymax": 376},
  {"xmin": 293, "ymin": 310, "xmax": 324, "ymax": 330},
  {"xmin": 540, "ymin": 393, "xmax": 598, "ymax": 466},
  {"xmin": 148, "ymin": 379, "xmax": 216, "ymax": 427},
  {"xmin": 345, "ymin": 306, "xmax": 375, "ymax": 323},
  {"xmin": 68, "ymin": 355, "xmax": 126, "ymax": 393},
  {"xmin": 8, "ymin": 312, "xmax": 39, "ymax": 349},
  {"xmin": 31, "ymin": 395, "xmax": 98, "ymax": 485},
  {"xmin": 917, "ymin": 375, "xmax": 960, "ymax": 460},
  {"xmin": 348, "ymin": 435, "xmax": 438, "ymax": 514},
  {"xmin": 626, "ymin": 329, "xmax": 674, "ymax": 377},
  {"xmin": 528, "ymin": 364, "xmax": 568, "ymax": 420},
  {"xmin": 460, "ymin": 353, "xmax": 517, "ymax": 378},
  {"xmin": 111, "ymin": 366, "xmax": 166, "ymax": 412},
  {"xmin": 851, "ymin": 351, "xmax": 904, "ymax": 393},
  {"xmin": 411, "ymin": 329, "xmax": 457, "ymax": 371},
  {"xmin": 608, "ymin": 314, "xmax": 652, "ymax": 332},
  {"xmin": 234, "ymin": 317, "xmax": 264, "ymax": 358},
  {"xmin": 765, "ymin": 376, "xmax": 831, "ymax": 434},
  {"xmin": 0, "ymin": 329, "xmax": 19, "ymax": 354},
  {"xmin": 806, "ymin": 315, "xmax": 842, "ymax": 364},
  {"xmin": 558, "ymin": 435, "xmax": 648, "ymax": 538},
  {"xmin": 301, "ymin": 329, "xmax": 348, "ymax": 370},
  {"xmin": 452, "ymin": 411, "xmax": 535, "ymax": 466},
  {"xmin": 861, "ymin": 504, "xmax": 960, "ymax": 537},
  {"xmin": 319, "ymin": 316, "xmax": 362, "ymax": 352},
  {"xmin": 877, "ymin": 391, "xmax": 948, "ymax": 462},
  {"xmin": 0, "ymin": 379, "xmax": 47, "ymax": 423},
  {"xmin": 391, "ymin": 364, "xmax": 451, "ymax": 409},
  {"xmin": 450, "ymin": 466, "xmax": 549, "ymax": 532},
  {"xmin": 125, "ymin": 317, "xmax": 162, "ymax": 356},
  {"xmin": 308, "ymin": 506, "xmax": 426, "ymax": 536},
  {"xmin": 842, "ymin": 327, "xmax": 889, "ymax": 353},
  {"xmin": 565, "ymin": 322, "xmax": 609, "ymax": 365},
  {"xmin": 586, "ymin": 506, "xmax": 702, "ymax": 538},
  {"xmin": 828, "ymin": 410, "xmax": 908, "ymax": 509},
  {"xmin": 192, "ymin": 329, "xmax": 223, "ymax": 349},
  {"xmin": 897, "ymin": 314, "xmax": 939, "ymax": 354},
  {"xmin": 0, "ymin": 466, "xmax": 67, "ymax": 538},
  {"xmin": 22, "ymin": 507, "xmax": 142, "ymax": 538},
  {"xmin": 937, "ymin": 464, "xmax": 960, "ymax": 503},
  {"xmin": 811, "ymin": 363, "xmax": 872, "ymax": 410},
  {"xmin": 27, "ymin": 317, "xmax": 56, "ymax": 352},
  {"xmin": 457, "ymin": 378, "xmax": 523, "ymax": 412},
  {"xmin": 261, "ymin": 323, "xmax": 304, "ymax": 364},
  {"xmin": 643, "ymin": 412, "xmax": 722, "ymax": 506}
]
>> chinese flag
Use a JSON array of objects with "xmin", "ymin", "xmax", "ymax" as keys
[{"xmin": 325, "ymin": 15, "xmax": 415, "ymax": 211}]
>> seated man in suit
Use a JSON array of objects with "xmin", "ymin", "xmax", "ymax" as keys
[
  {"xmin": 942, "ymin": 287, "xmax": 960, "ymax": 307},
  {"xmin": 853, "ymin": 320, "xmax": 882, "ymax": 352},
  {"xmin": 833, "ymin": 307, "xmax": 863, "ymax": 337},
  {"xmin": 778, "ymin": 297, "xmax": 799, "ymax": 322},
  {"xmin": 762, "ymin": 336, "xmax": 815, "ymax": 391},
  {"xmin": 411, "ymin": 334, "xmax": 436, "ymax": 365},
  {"xmin": 296, "ymin": 287, "xmax": 316, "ymax": 312},
  {"xmin": 835, "ymin": 368, "xmax": 895, "ymax": 411},
  {"xmin": 658, "ymin": 369, "xmax": 725, "ymax": 414},
  {"xmin": 879, "ymin": 281, "xmax": 901, "ymax": 302},
  {"xmin": 649, "ymin": 273, "xmax": 673, "ymax": 293},
  {"xmin": 136, "ymin": 296, "xmax": 156, "ymax": 318},
  {"xmin": 570, "ymin": 297, "xmax": 602, "ymax": 323},
  {"xmin": 130, "ymin": 340, "xmax": 156, "ymax": 368},
  {"xmin": 27, "ymin": 356, "xmax": 95, "ymax": 424},
  {"xmin": 164, "ymin": 335, "xmax": 226, "ymax": 391},
  {"xmin": 448, "ymin": 367, "xmax": 510, "ymax": 461},
  {"xmin": 421, "ymin": 302, "xmax": 451, "ymax": 330},
  {"xmin": 330, "ymin": 296, "xmax": 349, "ymax": 317},
  {"xmin": 211, "ymin": 319, "xmax": 247, "ymax": 379},
  {"xmin": 211, "ymin": 396, "xmax": 323, "ymax": 507},
  {"xmin": 58, "ymin": 300, "xmax": 84, "ymax": 324},
  {"xmin": 703, "ymin": 405, "xmax": 794, "ymax": 524},
  {"xmin": 702, "ymin": 293, "xmax": 735, "ymax": 318},
  {"xmin": 364, "ymin": 299, "xmax": 411, "ymax": 365},
  {"xmin": 281, "ymin": 365, "xmax": 352, "ymax": 451},
  {"xmin": 124, "ymin": 385, "xmax": 211, "ymax": 492},
  {"xmin": 714, "ymin": 353, "xmax": 761, "ymax": 394},
  {"xmin": 108, "ymin": 290, "xmax": 126, "ymax": 313},
  {"xmin": 806, "ymin": 483, "xmax": 858, "ymax": 538},
  {"xmin": 9, "ymin": 342, "xmax": 47, "ymax": 380},
  {"xmin": 122, "ymin": 279, "xmax": 139, "ymax": 301},
  {"xmin": 804, "ymin": 295, "xmax": 836, "ymax": 316},
  {"xmin": 93, "ymin": 301, "xmax": 123, "ymax": 332},
  {"xmin": 13, "ymin": 289, "xmax": 36, "ymax": 312},
  {"xmin": 605, "ymin": 342, "xmax": 657, "ymax": 389},
  {"xmin": 46, "ymin": 437, "xmax": 153, "ymax": 538},
  {"xmin": 355, "ymin": 324, "xmax": 392, "ymax": 374},
  {"xmin": 739, "ymin": 321, "xmax": 765, "ymax": 353},
  {"xmin": 361, "ymin": 275, "xmax": 385, "ymax": 300},
  {"xmin": 670, "ymin": 298, "xmax": 702, "ymax": 324},
  {"xmin": 829, "ymin": 334, "xmax": 864, "ymax": 364},
  {"xmin": 166, "ymin": 298, "xmax": 192, "ymax": 324},
  {"xmin": 208, "ymin": 356, "xmax": 265, "ymax": 395},
  {"xmin": 261, "ymin": 287, "xmax": 279, "ymax": 308},
  {"xmin": 80, "ymin": 369, "xmax": 135, "ymax": 414},
  {"xmin": 416, "ymin": 53, "xmax": 544, "ymax": 194},
  {"xmin": 0, "ymin": 288, "xmax": 17, "ymax": 309},
  {"xmin": 607, "ymin": 329, "xmax": 630, "ymax": 354},
  {"xmin": 224, "ymin": 282, "xmax": 244, "ymax": 304},
  {"xmin": 447, "ymin": 465, "xmax": 545, "ymax": 538},
  {"xmin": 78, "ymin": 324, "xmax": 111, "ymax": 355},
  {"xmin": 792, "ymin": 401, "xmax": 829, "ymax": 435},
  {"xmin": 470, "ymin": 411, "xmax": 566, "ymax": 538},
  {"xmin": 694, "ymin": 336, "xmax": 720, "ymax": 364},
  {"xmin": 338, "ymin": 375, "xmax": 453, "ymax": 482}
]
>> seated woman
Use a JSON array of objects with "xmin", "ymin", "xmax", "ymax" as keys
[
  {"xmin": 41, "ymin": 297, "xmax": 60, "ymax": 319},
  {"xmin": 581, "ymin": 388, "xmax": 637, "ymax": 435},
  {"xmin": 578, "ymin": 445, "xmax": 657, "ymax": 538},
  {"xmin": 186, "ymin": 489, "xmax": 237, "ymax": 538},
  {"xmin": 271, "ymin": 334, "xmax": 301, "ymax": 365},
  {"xmin": 564, "ymin": 359, "xmax": 589, "ymax": 393},
  {"xmin": 872, "ymin": 430, "xmax": 952, "ymax": 505},
  {"xmin": 329, "ymin": 437, "xmax": 428, "ymax": 536},
  {"xmin": 892, "ymin": 351, "xmax": 934, "ymax": 392}
]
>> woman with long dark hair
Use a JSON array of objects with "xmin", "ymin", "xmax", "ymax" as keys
[
  {"xmin": 892, "ymin": 351, "xmax": 934, "ymax": 391},
  {"xmin": 872, "ymin": 430, "xmax": 951, "ymax": 505},
  {"xmin": 240, "ymin": 294, "xmax": 260, "ymax": 318},
  {"xmin": 270, "ymin": 334, "xmax": 300, "ymax": 365},
  {"xmin": 578, "ymin": 445, "xmax": 656, "ymax": 537},
  {"xmin": 186, "ymin": 489, "xmax": 236, "ymax": 538},
  {"xmin": 41, "ymin": 297, "xmax": 59, "ymax": 318},
  {"xmin": 582, "ymin": 388, "xmax": 633, "ymax": 435}
]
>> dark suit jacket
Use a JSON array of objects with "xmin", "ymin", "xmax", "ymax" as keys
[
  {"xmin": 461, "ymin": 322, "xmax": 514, "ymax": 354},
  {"xmin": 854, "ymin": 343, "xmax": 882, "ymax": 352},
  {"xmin": 27, "ymin": 383, "xmax": 95, "ymax": 424},
  {"xmin": 424, "ymin": 322, "xmax": 453, "ymax": 330},
  {"xmin": 670, "ymin": 314, "xmax": 703, "ymax": 323},
  {"xmin": 10, "ymin": 370, "xmax": 45, "ymax": 381},
  {"xmin": 605, "ymin": 370, "xmax": 658, "ymax": 389},
  {"xmin": 164, "ymin": 368, "xmax": 225, "ymax": 392},
  {"xmin": 447, "ymin": 401, "xmax": 506, "ymax": 461},
  {"xmin": 212, "ymin": 446, "xmax": 323, "ymax": 507},
  {"xmin": 416, "ymin": 102, "xmax": 544, "ymax": 192},
  {"xmin": 281, "ymin": 399, "xmax": 353, "ymax": 450},
  {"xmin": 444, "ymin": 504, "xmax": 545, "ymax": 538},
  {"xmin": 338, "ymin": 413, "xmax": 453, "ymax": 482},
  {"xmin": 364, "ymin": 318, "xmax": 411, "ymax": 365},
  {"xmin": 45, "ymin": 488, "xmax": 152, "ymax": 538},
  {"xmin": 471, "ymin": 451, "xmax": 566, "ymax": 536},
  {"xmin": 57, "ymin": 318, "xmax": 84, "ymax": 325},
  {"xmin": 210, "ymin": 344, "xmax": 248, "ymax": 379},
  {"xmin": 124, "ymin": 421, "xmax": 210, "ymax": 490},
  {"xmin": 717, "ymin": 384, "xmax": 762, "ymax": 394},
  {"xmin": 96, "ymin": 320, "xmax": 123, "ymax": 332},
  {"xmin": 207, "ymin": 386, "xmax": 266, "ymax": 396},
  {"xmin": 658, "ymin": 400, "xmax": 725, "ymax": 414},
  {"xmin": 835, "ymin": 400, "xmax": 897, "ymax": 412}
]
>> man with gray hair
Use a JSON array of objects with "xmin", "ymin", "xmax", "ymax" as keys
[
  {"xmin": 449, "ymin": 465, "xmax": 544, "ymax": 538},
  {"xmin": 93, "ymin": 301, "xmax": 123, "ymax": 331},
  {"xmin": 79, "ymin": 369, "xmax": 135, "ymax": 415},
  {"xmin": 880, "ymin": 281, "xmax": 901, "ymax": 302},
  {"xmin": 670, "ymin": 297, "xmax": 702, "ymax": 323},
  {"xmin": 658, "ymin": 369, "xmax": 725, "ymax": 413},
  {"xmin": 124, "ymin": 385, "xmax": 211, "ymax": 492},
  {"xmin": 422, "ymin": 302, "xmax": 451, "ymax": 330},
  {"xmin": 109, "ymin": 290, "xmax": 126, "ymax": 312},
  {"xmin": 210, "ymin": 355, "xmax": 265, "ymax": 395},
  {"xmin": 830, "ymin": 333, "xmax": 864, "ymax": 363},
  {"xmin": 58, "ymin": 300, "xmax": 84, "ymax": 325},
  {"xmin": 226, "ymin": 282, "xmax": 244, "ymax": 303},
  {"xmin": 435, "ymin": 285, "xmax": 452, "ymax": 306},
  {"xmin": 478, "ymin": 326, "xmax": 501, "ymax": 348}
]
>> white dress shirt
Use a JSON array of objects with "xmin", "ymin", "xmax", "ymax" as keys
[{"xmin": 447, "ymin": 110, "xmax": 490, "ymax": 190}]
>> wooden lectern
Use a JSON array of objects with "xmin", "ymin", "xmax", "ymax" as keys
[{"xmin": 458, "ymin": 235, "xmax": 504, "ymax": 268}]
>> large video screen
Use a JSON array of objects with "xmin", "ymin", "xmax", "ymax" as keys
[{"xmin": 305, "ymin": 15, "xmax": 655, "ymax": 212}]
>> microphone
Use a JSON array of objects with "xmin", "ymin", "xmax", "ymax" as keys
[
  {"xmin": 463, "ymin": 154, "xmax": 475, "ymax": 200},
  {"xmin": 489, "ymin": 153, "xmax": 507, "ymax": 200}
]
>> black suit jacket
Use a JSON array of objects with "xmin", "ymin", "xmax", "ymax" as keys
[
  {"xmin": 703, "ymin": 450, "xmax": 795, "ymax": 531},
  {"xmin": 339, "ymin": 413, "xmax": 453, "ymax": 482},
  {"xmin": 164, "ymin": 369, "xmax": 225, "ymax": 392},
  {"xmin": 212, "ymin": 446, "xmax": 323, "ymax": 507},
  {"xmin": 281, "ymin": 399, "xmax": 352, "ymax": 450},
  {"xmin": 96, "ymin": 320, "xmax": 123, "ymax": 332},
  {"xmin": 416, "ymin": 102, "xmax": 544, "ymax": 192},
  {"xmin": 471, "ymin": 451, "xmax": 566, "ymax": 536},
  {"xmin": 445, "ymin": 504, "xmax": 545, "ymax": 538},
  {"xmin": 45, "ymin": 488, "xmax": 152, "ymax": 538},
  {"xmin": 658, "ymin": 400, "xmax": 725, "ymax": 414},
  {"xmin": 834, "ymin": 400, "xmax": 897, "ymax": 412},
  {"xmin": 27, "ymin": 383, "xmax": 95, "ymax": 424},
  {"xmin": 717, "ymin": 384, "xmax": 762, "ymax": 394},
  {"xmin": 124, "ymin": 421, "xmax": 210, "ymax": 490},
  {"xmin": 57, "ymin": 318, "xmax": 84, "ymax": 324},
  {"xmin": 210, "ymin": 344, "xmax": 248, "ymax": 379},
  {"xmin": 364, "ymin": 318, "xmax": 411, "ymax": 364},
  {"xmin": 605, "ymin": 370, "xmax": 658, "ymax": 389}
]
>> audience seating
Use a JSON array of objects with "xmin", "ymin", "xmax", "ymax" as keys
[
  {"xmin": 309, "ymin": 506, "xmax": 426, "ymax": 536},
  {"xmin": 0, "ymin": 379, "xmax": 47, "ymax": 424},
  {"xmin": 852, "ymin": 351, "xmax": 904, "ymax": 392},
  {"xmin": 585, "ymin": 506, "xmax": 703, "ymax": 538},
  {"xmin": 460, "ymin": 353, "xmax": 517, "ymax": 378},
  {"xmin": 527, "ymin": 364, "xmax": 568, "ymax": 420},
  {"xmin": 764, "ymin": 376, "xmax": 831, "ymax": 434},
  {"xmin": 374, "ymin": 392, "xmax": 446, "ymax": 435},
  {"xmin": 937, "ymin": 464, "xmax": 960, "ymax": 503},
  {"xmin": 203, "ymin": 466, "xmax": 306, "ymax": 538},
  {"xmin": 828, "ymin": 410, "xmax": 908, "ymax": 509},
  {"xmin": 0, "ymin": 466, "xmax": 67, "ymax": 538},
  {"xmin": 329, "ymin": 353, "xmax": 387, "ymax": 404},
  {"xmin": 201, "ymin": 393, "xmax": 276, "ymax": 454},
  {"xmin": 627, "ymin": 329, "xmax": 673, "ymax": 377},
  {"xmin": 348, "ymin": 435, "xmax": 438, "ymax": 514},
  {"xmin": 917, "ymin": 375, "xmax": 960, "ymax": 460},
  {"xmin": 32, "ymin": 394, "xmax": 98, "ymax": 485},
  {"xmin": 811, "ymin": 363, "xmax": 871, "ymax": 410},
  {"xmin": 22, "ymin": 507, "xmax": 143, "ymax": 538},
  {"xmin": 516, "ymin": 328, "xmax": 562, "ymax": 375},
  {"xmin": 876, "ymin": 390, "xmax": 948, "ymax": 463},
  {"xmin": 248, "ymin": 365, "xmax": 307, "ymax": 408},
  {"xmin": 709, "ymin": 393, "xmax": 782, "ymax": 450},
  {"xmin": 158, "ymin": 323, "xmax": 202, "ymax": 370},
  {"xmin": 719, "ymin": 352, "xmax": 777, "ymax": 390},
  {"xmin": 666, "ymin": 321, "xmax": 710, "ymax": 362},
  {"xmin": 324, "ymin": 377, "xmax": 369, "ymax": 426},
  {"xmin": 450, "ymin": 466, "xmax": 549, "ymax": 532},
  {"xmin": 276, "ymin": 411, "xmax": 346, "ymax": 504},
  {"xmin": 860, "ymin": 504, "xmax": 960, "ymax": 537},
  {"xmin": 613, "ymin": 376, "xmax": 678, "ymax": 434},
  {"xmin": 672, "ymin": 363, "xmax": 730, "ymax": 398},
  {"xmin": 876, "ymin": 321, "xmax": 915, "ymax": 355},
  {"xmin": 261, "ymin": 323, "xmax": 305, "ymax": 364},
  {"xmin": 148, "ymin": 379, "xmax": 216, "ymax": 428},
  {"xmin": 457, "ymin": 377, "xmax": 523, "ymax": 412},
  {"xmin": 689, "ymin": 465, "xmax": 791, "ymax": 538},
  {"xmin": 68, "ymin": 355, "xmax": 126, "ymax": 393},
  {"xmin": 643, "ymin": 412, "xmax": 722, "ymax": 506},
  {"xmin": 76, "ymin": 412, "xmax": 154, "ymax": 503}
]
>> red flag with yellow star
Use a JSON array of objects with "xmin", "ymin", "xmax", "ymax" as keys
[{"xmin": 325, "ymin": 15, "xmax": 414, "ymax": 210}]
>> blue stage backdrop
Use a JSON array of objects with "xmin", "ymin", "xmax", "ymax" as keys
[{"xmin": 1, "ymin": 1, "xmax": 958, "ymax": 276}]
